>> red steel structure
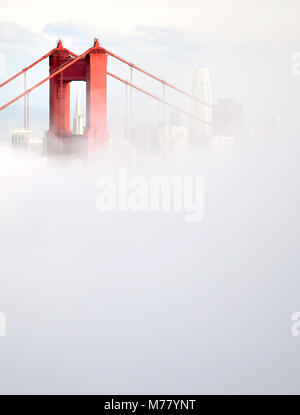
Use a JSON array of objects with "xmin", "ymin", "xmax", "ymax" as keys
[
  {"xmin": 48, "ymin": 39, "xmax": 108, "ymax": 151},
  {"xmin": 0, "ymin": 38, "xmax": 211, "ymax": 153}
]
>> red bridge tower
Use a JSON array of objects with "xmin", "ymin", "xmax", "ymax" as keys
[{"xmin": 48, "ymin": 39, "xmax": 108, "ymax": 152}]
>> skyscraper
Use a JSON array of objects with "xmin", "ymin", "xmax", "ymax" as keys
[
  {"xmin": 212, "ymin": 99, "xmax": 243, "ymax": 137},
  {"xmin": 11, "ymin": 129, "xmax": 32, "ymax": 151},
  {"xmin": 11, "ymin": 129, "xmax": 45, "ymax": 156},
  {"xmin": 211, "ymin": 99, "xmax": 243, "ymax": 157},
  {"xmin": 73, "ymin": 93, "xmax": 84, "ymax": 135},
  {"xmin": 191, "ymin": 68, "xmax": 212, "ymax": 139}
]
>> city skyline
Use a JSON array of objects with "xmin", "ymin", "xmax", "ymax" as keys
[{"xmin": 2, "ymin": 49, "xmax": 247, "ymax": 158}]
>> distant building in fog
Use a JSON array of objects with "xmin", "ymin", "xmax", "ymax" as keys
[
  {"xmin": 126, "ymin": 110, "xmax": 189, "ymax": 158},
  {"xmin": 211, "ymin": 99, "xmax": 243, "ymax": 156},
  {"xmin": 157, "ymin": 123, "xmax": 170, "ymax": 157},
  {"xmin": 128, "ymin": 125, "xmax": 158, "ymax": 156},
  {"xmin": 11, "ymin": 129, "xmax": 45, "ymax": 156},
  {"xmin": 28, "ymin": 137, "xmax": 45, "ymax": 157},
  {"xmin": 168, "ymin": 110, "xmax": 189, "ymax": 154},
  {"xmin": 11, "ymin": 129, "xmax": 32, "ymax": 151},
  {"xmin": 73, "ymin": 93, "xmax": 84, "ymax": 135},
  {"xmin": 158, "ymin": 111, "xmax": 189, "ymax": 156},
  {"xmin": 170, "ymin": 125, "xmax": 189, "ymax": 154},
  {"xmin": 191, "ymin": 68, "xmax": 212, "ymax": 139},
  {"xmin": 212, "ymin": 99, "xmax": 243, "ymax": 137}
]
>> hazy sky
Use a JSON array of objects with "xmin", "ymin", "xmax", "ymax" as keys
[{"xmin": 1, "ymin": 0, "xmax": 300, "ymax": 45}]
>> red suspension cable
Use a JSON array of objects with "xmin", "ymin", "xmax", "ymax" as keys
[
  {"xmin": 0, "ymin": 49, "xmax": 55, "ymax": 89},
  {"xmin": 0, "ymin": 47, "xmax": 93, "ymax": 112},
  {"xmin": 0, "ymin": 45, "xmax": 78, "ymax": 89},
  {"xmin": 105, "ymin": 48, "xmax": 211, "ymax": 108},
  {"xmin": 0, "ymin": 46, "xmax": 78, "ymax": 89},
  {"xmin": 107, "ymin": 71, "xmax": 211, "ymax": 125}
]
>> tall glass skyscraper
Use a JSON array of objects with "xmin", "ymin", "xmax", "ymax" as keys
[{"xmin": 191, "ymin": 68, "xmax": 212, "ymax": 139}]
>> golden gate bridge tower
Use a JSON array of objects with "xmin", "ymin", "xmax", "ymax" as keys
[
  {"xmin": 48, "ymin": 39, "xmax": 108, "ymax": 152},
  {"xmin": 0, "ymin": 38, "xmax": 211, "ymax": 155}
]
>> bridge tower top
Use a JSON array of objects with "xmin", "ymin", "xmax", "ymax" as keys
[{"xmin": 93, "ymin": 38, "xmax": 100, "ymax": 48}]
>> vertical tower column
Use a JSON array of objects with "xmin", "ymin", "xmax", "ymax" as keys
[
  {"xmin": 86, "ymin": 39, "xmax": 108, "ymax": 151},
  {"xmin": 57, "ymin": 80, "xmax": 71, "ymax": 135},
  {"xmin": 48, "ymin": 41, "xmax": 72, "ymax": 138}
]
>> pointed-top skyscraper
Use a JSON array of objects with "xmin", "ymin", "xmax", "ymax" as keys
[{"xmin": 73, "ymin": 93, "xmax": 84, "ymax": 135}]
